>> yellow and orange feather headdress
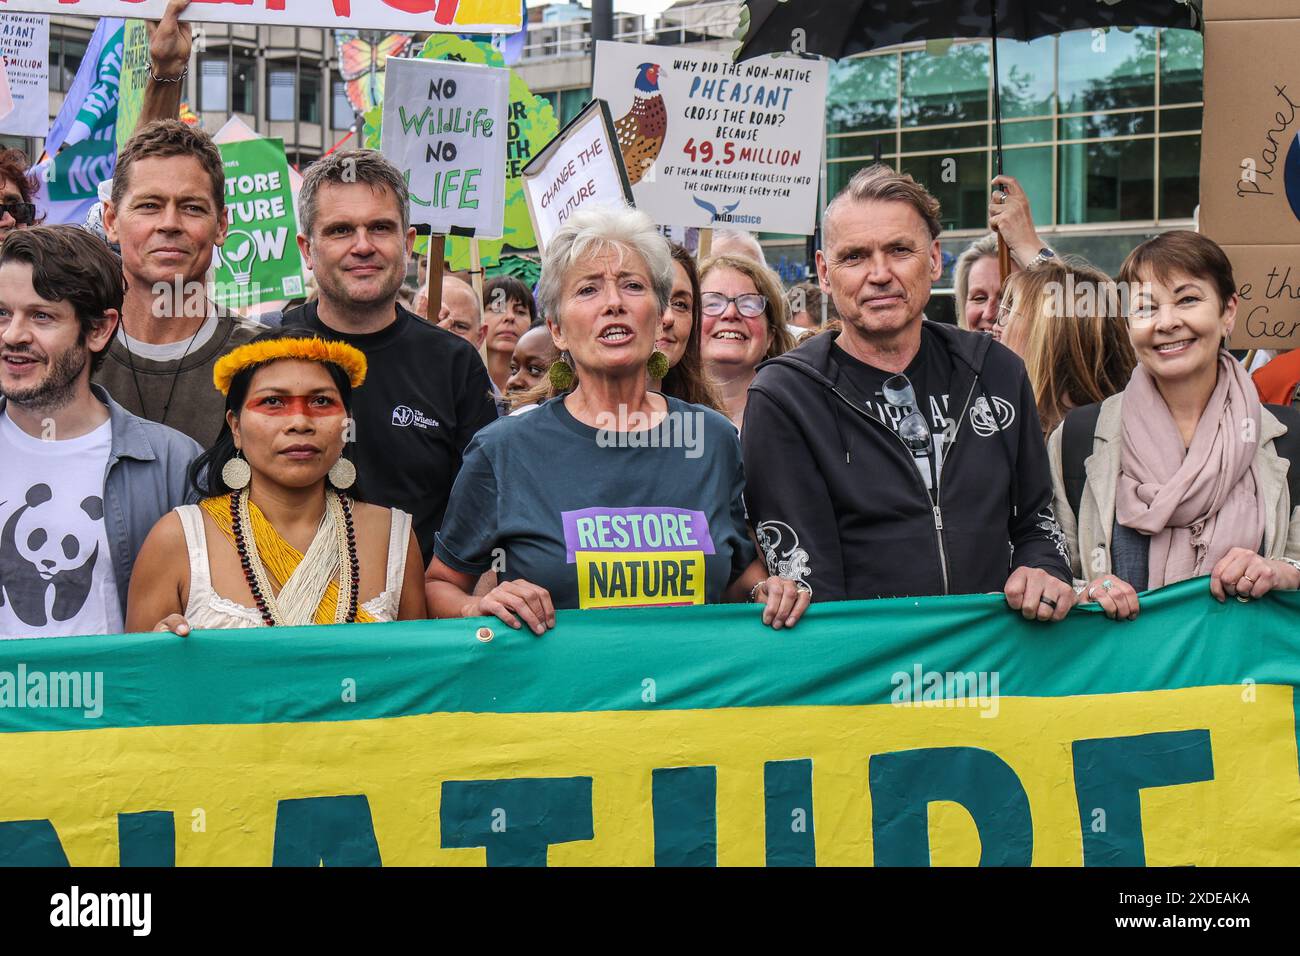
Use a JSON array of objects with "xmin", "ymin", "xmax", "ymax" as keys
[{"xmin": 213, "ymin": 337, "xmax": 368, "ymax": 396}]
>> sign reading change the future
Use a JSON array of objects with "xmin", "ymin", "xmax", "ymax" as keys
[
  {"xmin": 381, "ymin": 57, "xmax": 509, "ymax": 237},
  {"xmin": 592, "ymin": 41, "xmax": 827, "ymax": 235},
  {"xmin": 213, "ymin": 137, "xmax": 305, "ymax": 308},
  {"xmin": 523, "ymin": 99, "xmax": 633, "ymax": 251}
]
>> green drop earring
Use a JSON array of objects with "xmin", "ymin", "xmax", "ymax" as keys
[
  {"xmin": 548, "ymin": 353, "xmax": 576, "ymax": 390},
  {"xmin": 646, "ymin": 349, "xmax": 670, "ymax": 380}
]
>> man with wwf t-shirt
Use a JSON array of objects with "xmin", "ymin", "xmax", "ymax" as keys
[
  {"xmin": 280, "ymin": 150, "xmax": 497, "ymax": 565},
  {"xmin": 743, "ymin": 165, "xmax": 1073, "ymax": 618}
]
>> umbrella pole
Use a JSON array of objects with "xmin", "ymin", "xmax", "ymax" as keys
[{"xmin": 990, "ymin": 4, "xmax": 1012, "ymax": 281}]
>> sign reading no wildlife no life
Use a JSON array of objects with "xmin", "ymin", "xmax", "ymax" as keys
[{"xmin": 380, "ymin": 57, "xmax": 509, "ymax": 238}]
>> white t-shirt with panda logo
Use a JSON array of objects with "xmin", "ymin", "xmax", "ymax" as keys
[{"xmin": 0, "ymin": 412, "xmax": 121, "ymax": 638}]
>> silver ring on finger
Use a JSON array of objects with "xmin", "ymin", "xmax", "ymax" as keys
[{"xmin": 1102, "ymin": 579, "xmax": 1113, "ymax": 592}]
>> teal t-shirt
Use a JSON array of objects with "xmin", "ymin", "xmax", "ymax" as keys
[{"xmin": 434, "ymin": 395, "xmax": 756, "ymax": 610}]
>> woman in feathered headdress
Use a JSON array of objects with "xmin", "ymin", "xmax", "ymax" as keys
[{"xmin": 127, "ymin": 329, "xmax": 427, "ymax": 632}]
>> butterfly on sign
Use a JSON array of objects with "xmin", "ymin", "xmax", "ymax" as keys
[{"xmin": 335, "ymin": 31, "xmax": 414, "ymax": 115}]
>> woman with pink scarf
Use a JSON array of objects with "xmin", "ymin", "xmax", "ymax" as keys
[{"xmin": 1047, "ymin": 231, "xmax": 1300, "ymax": 620}]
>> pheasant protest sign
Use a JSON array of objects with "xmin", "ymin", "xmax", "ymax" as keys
[
  {"xmin": 0, "ymin": 12, "xmax": 48, "ymax": 138},
  {"xmin": 522, "ymin": 98, "xmax": 633, "ymax": 252},
  {"xmin": 593, "ymin": 41, "xmax": 828, "ymax": 235}
]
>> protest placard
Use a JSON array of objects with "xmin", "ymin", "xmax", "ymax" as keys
[
  {"xmin": 114, "ymin": 19, "xmax": 148, "ymax": 150},
  {"xmin": 1200, "ymin": 0, "xmax": 1300, "ymax": 349},
  {"xmin": 381, "ymin": 57, "xmax": 508, "ymax": 238},
  {"xmin": 592, "ymin": 41, "xmax": 827, "ymax": 235},
  {"xmin": 212, "ymin": 137, "xmax": 305, "ymax": 309},
  {"xmin": 363, "ymin": 34, "xmax": 557, "ymax": 273},
  {"xmin": 0, "ymin": 0, "xmax": 522, "ymax": 32},
  {"xmin": 0, "ymin": 13, "xmax": 47, "ymax": 137},
  {"xmin": 31, "ymin": 17, "xmax": 123, "ymax": 226},
  {"xmin": 523, "ymin": 98, "xmax": 633, "ymax": 251}
]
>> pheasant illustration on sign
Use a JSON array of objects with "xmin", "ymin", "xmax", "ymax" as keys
[{"xmin": 614, "ymin": 62, "xmax": 666, "ymax": 186}]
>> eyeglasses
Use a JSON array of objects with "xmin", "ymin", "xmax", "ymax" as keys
[
  {"xmin": 881, "ymin": 373, "xmax": 932, "ymax": 455},
  {"xmin": 0, "ymin": 202, "xmax": 34, "ymax": 226},
  {"xmin": 701, "ymin": 292, "xmax": 767, "ymax": 317}
]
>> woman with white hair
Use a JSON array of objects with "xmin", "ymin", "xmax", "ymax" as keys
[{"xmin": 424, "ymin": 204, "xmax": 810, "ymax": 633}]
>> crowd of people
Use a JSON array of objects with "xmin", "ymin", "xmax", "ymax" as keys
[{"xmin": 1, "ymin": 8, "xmax": 1299, "ymax": 642}]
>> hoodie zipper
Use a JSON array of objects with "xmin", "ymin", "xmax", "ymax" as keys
[
  {"xmin": 930, "ymin": 380, "xmax": 979, "ymax": 595},
  {"xmin": 829, "ymin": 379, "xmax": 977, "ymax": 596}
]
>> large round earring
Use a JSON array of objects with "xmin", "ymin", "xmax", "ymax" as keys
[
  {"xmin": 548, "ymin": 353, "xmax": 576, "ymax": 391},
  {"xmin": 646, "ymin": 349, "xmax": 670, "ymax": 380},
  {"xmin": 221, "ymin": 452, "xmax": 251, "ymax": 490},
  {"xmin": 328, "ymin": 457, "xmax": 357, "ymax": 490}
]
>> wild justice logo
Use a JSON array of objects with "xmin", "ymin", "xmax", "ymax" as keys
[{"xmin": 562, "ymin": 506, "xmax": 714, "ymax": 609}]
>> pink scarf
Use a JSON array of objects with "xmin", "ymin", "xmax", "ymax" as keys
[{"xmin": 1116, "ymin": 351, "xmax": 1266, "ymax": 589}]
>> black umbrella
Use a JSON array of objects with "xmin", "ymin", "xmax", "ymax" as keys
[{"xmin": 738, "ymin": 0, "xmax": 1202, "ymax": 272}]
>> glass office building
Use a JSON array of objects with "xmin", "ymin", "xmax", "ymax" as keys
[{"xmin": 782, "ymin": 27, "xmax": 1204, "ymax": 296}]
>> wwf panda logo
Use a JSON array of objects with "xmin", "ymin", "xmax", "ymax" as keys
[{"xmin": 0, "ymin": 484, "xmax": 103, "ymax": 627}]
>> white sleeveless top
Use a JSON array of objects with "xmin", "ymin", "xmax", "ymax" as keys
[{"xmin": 175, "ymin": 504, "xmax": 411, "ymax": 628}]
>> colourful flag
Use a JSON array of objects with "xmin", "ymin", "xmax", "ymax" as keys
[{"xmin": 31, "ymin": 17, "xmax": 124, "ymax": 226}]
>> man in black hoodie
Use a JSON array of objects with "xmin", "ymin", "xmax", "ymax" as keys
[{"xmin": 742, "ymin": 165, "xmax": 1074, "ymax": 620}]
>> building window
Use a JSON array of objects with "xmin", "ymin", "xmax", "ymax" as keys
[
  {"xmin": 52, "ymin": 34, "xmax": 88, "ymax": 93},
  {"xmin": 1059, "ymin": 138, "xmax": 1154, "ymax": 224},
  {"xmin": 300, "ymin": 69, "xmax": 321, "ymax": 125},
  {"xmin": 823, "ymin": 27, "xmax": 1201, "ymax": 234},
  {"xmin": 268, "ymin": 68, "xmax": 296, "ymax": 121},
  {"xmin": 231, "ymin": 55, "xmax": 256, "ymax": 115},
  {"xmin": 199, "ymin": 57, "xmax": 228, "ymax": 112},
  {"xmin": 332, "ymin": 76, "xmax": 354, "ymax": 129},
  {"xmin": 559, "ymin": 87, "xmax": 591, "ymax": 126}
]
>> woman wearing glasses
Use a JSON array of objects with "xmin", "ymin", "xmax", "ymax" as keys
[
  {"xmin": 0, "ymin": 149, "xmax": 40, "ymax": 238},
  {"xmin": 698, "ymin": 254, "xmax": 797, "ymax": 430},
  {"xmin": 424, "ymin": 205, "xmax": 810, "ymax": 633},
  {"xmin": 1048, "ymin": 231, "xmax": 1300, "ymax": 620}
]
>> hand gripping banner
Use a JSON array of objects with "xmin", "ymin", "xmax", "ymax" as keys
[{"xmin": 0, "ymin": 577, "xmax": 1296, "ymax": 866}]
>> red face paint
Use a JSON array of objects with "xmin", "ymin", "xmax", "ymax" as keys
[{"xmin": 244, "ymin": 394, "xmax": 344, "ymax": 418}]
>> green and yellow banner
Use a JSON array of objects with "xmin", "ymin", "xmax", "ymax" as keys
[{"xmin": 0, "ymin": 577, "xmax": 1297, "ymax": 866}]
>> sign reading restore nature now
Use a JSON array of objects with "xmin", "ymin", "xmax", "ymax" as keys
[
  {"xmin": 0, "ymin": 579, "xmax": 1297, "ymax": 866},
  {"xmin": 0, "ymin": 1, "xmax": 522, "ymax": 32},
  {"xmin": 212, "ymin": 137, "xmax": 305, "ymax": 308}
]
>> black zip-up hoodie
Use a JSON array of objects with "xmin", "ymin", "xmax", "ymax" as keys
[{"xmin": 742, "ymin": 321, "xmax": 1071, "ymax": 601}]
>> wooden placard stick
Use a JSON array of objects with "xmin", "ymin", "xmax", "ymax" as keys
[
  {"xmin": 427, "ymin": 234, "xmax": 446, "ymax": 322},
  {"xmin": 469, "ymin": 238, "xmax": 485, "ymax": 303}
]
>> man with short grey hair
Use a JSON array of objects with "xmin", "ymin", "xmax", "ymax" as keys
[
  {"xmin": 281, "ymin": 149, "xmax": 497, "ymax": 565},
  {"xmin": 743, "ymin": 165, "xmax": 1073, "ymax": 619}
]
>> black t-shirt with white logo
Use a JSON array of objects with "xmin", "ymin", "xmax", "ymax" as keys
[
  {"xmin": 283, "ymin": 301, "xmax": 499, "ymax": 564},
  {"xmin": 828, "ymin": 329, "xmax": 953, "ymax": 492}
]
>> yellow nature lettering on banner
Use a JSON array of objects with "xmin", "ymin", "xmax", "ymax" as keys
[
  {"xmin": 576, "ymin": 550, "xmax": 706, "ymax": 609},
  {"xmin": 4, "ymin": 683, "xmax": 1296, "ymax": 866}
]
